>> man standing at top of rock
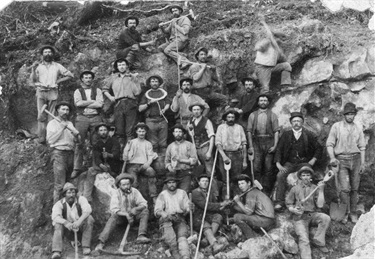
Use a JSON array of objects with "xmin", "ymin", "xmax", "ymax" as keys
[
  {"xmin": 139, "ymin": 75, "xmax": 170, "ymax": 154},
  {"xmin": 171, "ymin": 78, "xmax": 210, "ymax": 129},
  {"xmin": 117, "ymin": 16, "xmax": 156, "ymax": 70},
  {"xmin": 158, "ymin": 5, "xmax": 192, "ymax": 70},
  {"xmin": 254, "ymin": 15, "xmax": 292, "ymax": 94},
  {"xmin": 326, "ymin": 102, "xmax": 366, "ymax": 224},
  {"xmin": 30, "ymin": 45, "xmax": 74, "ymax": 144},
  {"xmin": 237, "ymin": 77, "xmax": 259, "ymax": 125},
  {"xmin": 102, "ymin": 58, "xmax": 141, "ymax": 149},
  {"xmin": 187, "ymin": 47, "xmax": 227, "ymax": 112}
]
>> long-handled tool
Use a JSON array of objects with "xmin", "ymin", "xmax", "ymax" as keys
[
  {"xmin": 40, "ymin": 104, "xmax": 79, "ymax": 136},
  {"xmin": 189, "ymin": 193, "xmax": 194, "ymax": 236},
  {"xmin": 224, "ymin": 161, "xmax": 231, "ymax": 225},
  {"xmin": 74, "ymin": 229, "xmax": 79, "ymax": 259},
  {"xmin": 159, "ymin": 9, "xmax": 197, "ymax": 26},
  {"xmin": 260, "ymin": 227, "xmax": 287, "ymax": 259},
  {"xmin": 188, "ymin": 123, "xmax": 205, "ymax": 177},
  {"xmin": 248, "ymin": 153, "xmax": 263, "ymax": 190},
  {"xmin": 328, "ymin": 163, "xmax": 347, "ymax": 221},
  {"xmin": 300, "ymin": 170, "xmax": 334, "ymax": 204}
]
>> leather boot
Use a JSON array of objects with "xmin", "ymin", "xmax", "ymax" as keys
[
  {"xmin": 170, "ymin": 245, "xmax": 181, "ymax": 259},
  {"xmin": 236, "ymin": 222, "xmax": 256, "ymax": 239},
  {"xmin": 204, "ymin": 229, "xmax": 225, "ymax": 254}
]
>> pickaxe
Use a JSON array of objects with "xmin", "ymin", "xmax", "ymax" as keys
[
  {"xmin": 159, "ymin": 9, "xmax": 198, "ymax": 26},
  {"xmin": 40, "ymin": 104, "xmax": 79, "ymax": 136}
]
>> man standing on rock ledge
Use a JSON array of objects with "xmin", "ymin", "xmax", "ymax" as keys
[
  {"xmin": 326, "ymin": 102, "xmax": 366, "ymax": 224},
  {"xmin": 30, "ymin": 45, "xmax": 74, "ymax": 144}
]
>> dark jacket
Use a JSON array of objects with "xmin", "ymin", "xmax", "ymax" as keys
[
  {"xmin": 192, "ymin": 187, "xmax": 221, "ymax": 219},
  {"xmin": 93, "ymin": 136, "xmax": 122, "ymax": 174}
]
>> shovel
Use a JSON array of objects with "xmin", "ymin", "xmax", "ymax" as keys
[
  {"xmin": 248, "ymin": 153, "xmax": 263, "ymax": 190},
  {"xmin": 224, "ymin": 161, "xmax": 231, "ymax": 225},
  {"xmin": 330, "ymin": 164, "xmax": 347, "ymax": 221},
  {"xmin": 74, "ymin": 229, "xmax": 79, "ymax": 259}
]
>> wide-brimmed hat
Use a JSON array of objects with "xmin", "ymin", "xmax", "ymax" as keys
[
  {"xmin": 115, "ymin": 173, "xmax": 135, "ymax": 187},
  {"xmin": 289, "ymin": 112, "xmax": 304, "ymax": 122},
  {"xmin": 62, "ymin": 182, "xmax": 78, "ymax": 194},
  {"xmin": 169, "ymin": 5, "xmax": 183, "ymax": 13},
  {"xmin": 343, "ymin": 102, "xmax": 357, "ymax": 115},
  {"xmin": 194, "ymin": 47, "xmax": 208, "ymax": 61},
  {"xmin": 241, "ymin": 77, "xmax": 257, "ymax": 86},
  {"xmin": 134, "ymin": 122, "xmax": 149, "ymax": 132},
  {"xmin": 297, "ymin": 164, "xmax": 314, "ymax": 179},
  {"xmin": 256, "ymin": 94, "xmax": 272, "ymax": 104},
  {"xmin": 95, "ymin": 122, "xmax": 111, "ymax": 132},
  {"xmin": 55, "ymin": 101, "xmax": 72, "ymax": 112},
  {"xmin": 125, "ymin": 16, "xmax": 139, "ymax": 27},
  {"xmin": 222, "ymin": 109, "xmax": 240, "ymax": 121},
  {"xmin": 164, "ymin": 173, "xmax": 180, "ymax": 183},
  {"xmin": 39, "ymin": 45, "xmax": 56, "ymax": 55},
  {"xmin": 179, "ymin": 78, "xmax": 194, "ymax": 88},
  {"xmin": 171, "ymin": 124, "xmax": 186, "ymax": 133},
  {"xmin": 146, "ymin": 75, "xmax": 164, "ymax": 88},
  {"xmin": 188, "ymin": 102, "xmax": 206, "ymax": 111},
  {"xmin": 80, "ymin": 70, "xmax": 95, "ymax": 81},
  {"xmin": 113, "ymin": 58, "xmax": 130, "ymax": 71}
]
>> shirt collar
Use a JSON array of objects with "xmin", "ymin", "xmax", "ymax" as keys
[
  {"xmin": 258, "ymin": 108, "xmax": 268, "ymax": 113},
  {"xmin": 292, "ymin": 128, "xmax": 302, "ymax": 134}
]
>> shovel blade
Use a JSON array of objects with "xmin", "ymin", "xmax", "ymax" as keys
[
  {"xmin": 224, "ymin": 162, "xmax": 231, "ymax": 171},
  {"xmin": 330, "ymin": 202, "xmax": 347, "ymax": 221}
]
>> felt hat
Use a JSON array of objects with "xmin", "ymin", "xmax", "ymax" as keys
[
  {"xmin": 297, "ymin": 164, "xmax": 314, "ymax": 179},
  {"xmin": 343, "ymin": 102, "xmax": 357, "ymax": 115},
  {"xmin": 194, "ymin": 47, "xmax": 208, "ymax": 61},
  {"xmin": 222, "ymin": 108, "xmax": 240, "ymax": 121},
  {"xmin": 125, "ymin": 16, "xmax": 139, "ymax": 27},
  {"xmin": 235, "ymin": 174, "xmax": 252, "ymax": 184},
  {"xmin": 95, "ymin": 122, "xmax": 111, "ymax": 132},
  {"xmin": 169, "ymin": 5, "xmax": 183, "ymax": 13},
  {"xmin": 197, "ymin": 173, "xmax": 210, "ymax": 181},
  {"xmin": 171, "ymin": 124, "xmax": 186, "ymax": 133},
  {"xmin": 113, "ymin": 58, "xmax": 130, "ymax": 71},
  {"xmin": 256, "ymin": 93, "xmax": 272, "ymax": 104},
  {"xmin": 225, "ymin": 78, "xmax": 238, "ymax": 89},
  {"xmin": 134, "ymin": 122, "xmax": 149, "ymax": 132},
  {"xmin": 241, "ymin": 76, "xmax": 257, "ymax": 86},
  {"xmin": 80, "ymin": 70, "xmax": 95, "ymax": 81},
  {"xmin": 146, "ymin": 75, "xmax": 164, "ymax": 88},
  {"xmin": 62, "ymin": 182, "xmax": 78, "ymax": 194},
  {"xmin": 55, "ymin": 101, "xmax": 72, "ymax": 112},
  {"xmin": 164, "ymin": 173, "xmax": 180, "ymax": 183},
  {"xmin": 115, "ymin": 173, "xmax": 135, "ymax": 187},
  {"xmin": 179, "ymin": 77, "xmax": 194, "ymax": 88},
  {"xmin": 188, "ymin": 102, "xmax": 206, "ymax": 111},
  {"xmin": 289, "ymin": 112, "xmax": 304, "ymax": 122},
  {"xmin": 39, "ymin": 45, "xmax": 56, "ymax": 55}
]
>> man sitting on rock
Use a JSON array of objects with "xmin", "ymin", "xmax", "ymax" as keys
[
  {"xmin": 254, "ymin": 15, "xmax": 292, "ymax": 94},
  {"xmin": 117, "ymin": 16, "xmax": 156, "ymax": 70},
  {"xmin": 154, "ymin": 174, "xmax": 194, "ymax": 259},
  {"xmin": 231, "ymin": 174, "xmax": 275, "ymax": 240},
  {"xmin": 51, "ymin": 182, "xmax": 94, "ymax": 259},
  {"xmin": 286, "ymin": 165, "xmax": 330, "ymax": 258},
  {"xmin": 95, "ymin": 173, "xmax": 151, "ymax": 252},
  {"xmin": 192, "ymin": 174, "xmax": 229, "ymax": 254},
  {"xmin": 83, "ymin": 123, "xmax": 122, "ymax": 203}
]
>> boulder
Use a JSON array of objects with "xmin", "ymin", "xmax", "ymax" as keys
[
  {"xmin": 320, "ymin": 0, "xmax": 344, "ymax": 13},
  {"xmin": 85, "ymin": 47, "xmax": 102, "ymax": 62},
  {"xmin": 296, "ymin": 59, "xmax": 333, "ymax": 86},
  {"xmin": 333, "ymin": 48, "xmax": 372, "ymax": 80},
  {"xmin": 92, "ymin": 172, "xmax": 117, "ymax": 223}
]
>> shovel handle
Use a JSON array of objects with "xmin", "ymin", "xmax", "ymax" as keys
[
  {"xmin": 74, "ymin": 230, "xmax": 79, "ymax": 259},
  {"xmin": 189, "ymin": 193, "xmax": 193, "ymax": 236},
  {"xmin": 119, "ymin": 224, "xmax": 130, "ymax": 252}
]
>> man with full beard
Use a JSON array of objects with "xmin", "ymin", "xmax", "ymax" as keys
[
  {"xmin": 117, "ymin": 16, "xmax": 156, "ymax": 70},
  {"xmin": 247, "ymin": 94, "xmax": 279, "ymax": 195},
  {"xmin": 30, "ymin": 45, "xmax": 74, "ymax": 144},
  {"xmin": 237, "ymin": 77, "xmax": 259, "ymax": 124}
]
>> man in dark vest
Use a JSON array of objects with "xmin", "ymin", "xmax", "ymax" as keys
[
  {"xmin": 274, "ymin": 112, "xmax": 322, "ymax": 210},
  {"xmin": 72, "ymin": 70, "xmax": 103, "ymax": 178},
  {"xmin": 247, "ymin": 94, "xmax": 279, "ymax": 195},
  {"xmin": 51, "ymin": 182, "xmax": 94, "ymax": 259},
  {"xmin": 237, "ymin": 77, "xmax": 259, "ymax": 126}
]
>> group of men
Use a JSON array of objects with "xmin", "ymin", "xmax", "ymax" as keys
[{"xmin": 28, "ymin": 5, "xmax": 367, "ymax": 259}]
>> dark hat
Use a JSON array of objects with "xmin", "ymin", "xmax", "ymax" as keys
[
  {"xmin": 62, "ymin": 182, "xmax": 78, "ymax": 194},
  {"xmin": 256, "ymin": 94, "xmax": 272, "ymax": 104},
  {"xmin": 115, "ymin": 173, "xmax": 135, "ymax": 187},
  {"xmin": 197, "ymin": 173, "xmax": 210, "ymax": 181},
  {"xmin": 273, "ymin": 31, "xmax": 287, "ymax": 39},
  {"xmin": 241, "ymin": 77, "xmax": 257, "ymax": 86},
  {"xmin": 146, "ymin": 75, "xmax": 164, "ymax": 88},
  {"xmin": 55, "ymin": 101, "xmax": 72, "ymax": 112},
  {"xmin": 95, "ymin": 122, "xmax": 111, "ymax": 132},
  {"xmin": 171, "ymin": 124, "xmax": 186, "ymax": 133},
  {"xmin": 80, "ymin": 70, "xmax": 95, "ymax": 81},
  {"xmin": 188, "ymin": 102, "xmax": 206, "ymax": 111},
  {"xmin": 195, "ymin": 47, "xmax": 208, "ymax": 61},
  {"xmin": 164, "ymin": 173, "xmax": 180, "ymax": 183},
  {"xmin": 179, "ymin": 78, "xmax": 194, "ymax": 88},
  {"xmin": 113, "ymin": 58, "xmax": 130, "ymax": 71},
  {"xmin": 169, "ymin": 5, "xmax": 183, "ymax": 13},
  {"xmin": 235, "ymin": 174, "xmax": 252, "ymax": 184},
  {"xmin": 222, "ymin": 109, "xmax": 240, "ymax": 121},
  {"xmin": 134, "ymin": 122, "xmax": 149, "ymax": 132},
  {"xmin": 289, "ymin": 112, "xmax": 304, "ymax": 122},
  {"xmin": 297, "ymin": 164, "xmax": 314, "ymax": 179},
  {"xmin": 225, "ymin": 78, "xmax": 238, "ymax": 89},
  {"xmin": 125, "ymin": 16, "xmax": 139, "ymax": 27},
  {"xmin": 39, "ymin": 45, "xmax": 56, "ymax": 55},
  {"xmin": 343, "ymin": 102, "xmax": 357, "ymax": 115}
]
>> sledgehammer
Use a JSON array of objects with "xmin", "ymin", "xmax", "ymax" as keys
[{"xmin": 40, "ymin": 104, "xmax": 79, "ymax": 136}]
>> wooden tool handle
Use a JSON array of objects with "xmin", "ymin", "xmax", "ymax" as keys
[
  {"xmin": 118, "ymin": 224, "xmax": 130, "ymax": 252},
  {"xmin": 189, "ymin": 193, "xmax": 193, "ymax": 236}
]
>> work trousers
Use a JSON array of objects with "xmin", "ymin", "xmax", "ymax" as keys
[
  {"xmin": 337, "ymin": 154, "xmax": 361, "ymax": 214},
  {"xmin": 159, "ymin": 40, "xmax": 189, "ymax": 67},
  {"xmin": 293, "ymin": 212, "xmax": 330, "ymax": 259},
  {"xmin": 218, "ymin": 150, "xmax": 244, "ymax": 198},
  {"xmin": 52, "ymin": 149, "xmax": 74, "ymax": 203},
  {"xmin": 193, "ymin": 213, "xmax": 223, "ymax": 232},
  {"xmin": 98, "ymin": 208, "xmax": 149, "ymax": 243},
  {"xmin": 127, "ymin": 164, "xmax": 157, "ymax": 198},
  {"xmin": 73, "ymin": 114, "xmax": 102, "ymax": 171},
  {"xmin": 114, "ymin": 98, "xmax": 138, "ymax": 143},
  {"xmin": 36, "ymin": 89, "xmax": 58, "ymax": 142},
  {"xmin": 116, "ymin": 48, "xmax": 141, "ymax": 70},
  {"xmin": 52, "ymin": 215, "xmax": 94, "ymax": 253},
  {"xmin": 234, "ymin": 213, "xmax": 275, "ymax": 238},
  {"xmin": 146, "ymin": 117, "xmax": 168, "ymax": 153},
  {"xmin": 255, "ymin": 63, "xmax": 292, "ymax": 93}
]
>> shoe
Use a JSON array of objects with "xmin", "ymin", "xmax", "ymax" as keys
[
  {"xmin": 349, "ymin": 213, "xmax": 358, "ymax": 223},
  {"xmin": 212, "ymin": 241, "xmax": 225, "ymax": 254},
  {"xmin": 95, "ymin": 242, "xmax": 104, "ymax": 251},
  {"xmin": 51, "ymin": 251, "xmax": 61, "ymax": 259},
  {"xmin": 82, "ymin": 247, "xmax": 91, "ymax": 255},
  {"xmin": 70, "ymin": 170, "xmax": 81, "ymax": 179},
  {"xmin": 137, "ymin": 235, "xmax": 151, "ymax": 243},
  {"xmin": 170, "ymin": 248, "xmax": 182, "ymax": 259},
  {"xmin": 200, "ymin": 237, "xmax": 209, "ymax": 247}
]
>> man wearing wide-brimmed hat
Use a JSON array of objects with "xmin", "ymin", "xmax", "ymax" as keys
[
  {"xmin": 123, "ymin": 122, "xmax": 158, "ymax": 203},
  {"xmin": 253, "ymin": 15, "xmax": 291, "ymax": 94},
  {"xmin": 117, "ymin": 16, "xmax": 156, "ymax": 70},
  {"xmin": 247, "ymin": 94, "xmax": 279, "ymax": 195},
  {"xmin": 102, "ymin": 58, "xmax": 141, "ymax": 148},
  {"xmin": 326, "ymin": 102, "xmax": 366, "ymax": 223},
  {"xmin": 274, "ymin": 111, "xmax": 322, "ymax": 211},
  {"xmin": 46, "ymin": 101, "xmax": 80, "ymax": 203},
  {"xmin": 30, "ymin": 45, "xmax": 74, "ymax": 144},
  {"xmin": 72, "ymin": 70, "xmax": 104, "ymax": 178},
  {"xmin": 95, "ymin": 173, "xmax": 151, "ymax": 251},
  {"xmin": 51, "ymin": 182, "xmax": 94, "ymax": 258},
  {"xmin": 154, "ymin": 173, "xmax": 194, "ymax": 259},
  {"xmin": 187, "ymin": 47, "xmax": 227, "ymax": 111},
  {"xmin": 171, "ymin": 78, "xmax": 210, "ymax": 129},
  {"xmin": 139, "ymin": 75, "xmax": 170, "ymax": 153},
  {"xmin": 216, "ymin": 109, "xmax": 248, "ymax": 198},
  {"xmin": 286, "ymin": 165, "xmax": 330, "ymax": 258},
  {"xmin": 158, "ymin": 5, "xmax": 192, "ymax": 70}
]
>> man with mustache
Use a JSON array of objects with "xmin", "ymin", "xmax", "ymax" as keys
[
  {"xmin": 237, "ymin": 77, "xmax": 259, "ymax": 125},
  {"xmin": 30, "ymin": 45, "xmax": 74, "ymax": 144},
  {"xmin": 326, "ymin": 102, "xmax": 366, "ymax": 223},
  {"xmin": 216, "ymin": 109, "xmax": 248, "ymax": 198},
  {"xmin": 46, "ymin": 101, "xmax": 80, "ymax": 203},
  {"xmin": 117, "ymin": 16, "xmax": 156, "ymax": 70},
  {"xmin": 51, "ymin": 182, "xmax": 94, "ymax": 259},
  {"xmin": 247, "ymin": 94, "xmax": 279, "ymax": 195},
  {"xmin": 171, "ymin": 78, "xmax": 209, "ymax": 130},
  {"xmin": 158, "ymin": 5, "xmax": 192, "ymax": 69},
  {"xmin": 95, "ymin": 173, "xmax": 151, "ymax": 252}
]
